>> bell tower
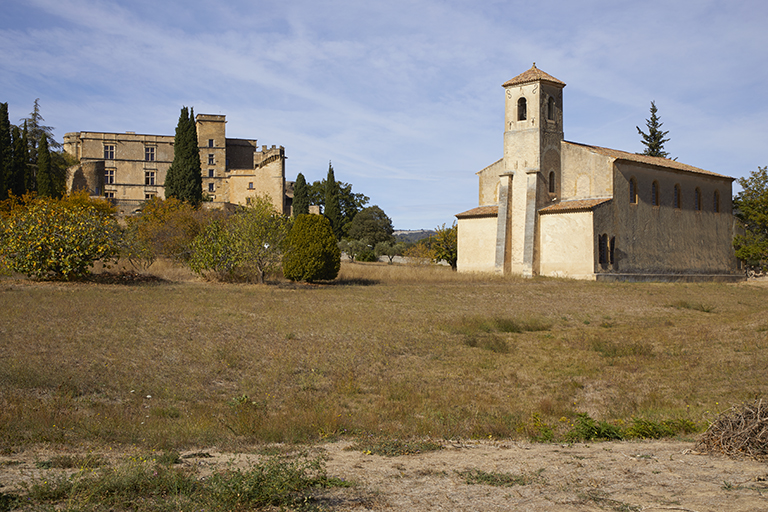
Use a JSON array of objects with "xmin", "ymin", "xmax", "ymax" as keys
[{"xmin": 496, "ymin": 63, "xmax": 565, "ymax": 276}]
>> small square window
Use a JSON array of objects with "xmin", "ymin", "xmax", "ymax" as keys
[
  {"xmin": 208, "ymin": 154, "xmax": 214, "ymax": 165},
  {"xmin": 145, "ymin": 146, "xmax": 155, "ymax": 162},
  {"xmin": 248, "ymin": 182, "xmax": 254, "ymax": 190},
  {"xmin": 145, "ymin": 193, "xmax": 156, "ymax": 200},
  {"xmin": 145, "ymin": 171, "xmax": 156, "ymax": 186},
  {"xmin": 104, "ymin": 145, "xmax": 115, "ymax": 160},
  {"xmin": 208, "ymin": 169, "xmax": 214, "ymax": 178},
  {"xmin": 105, "ymin": 169, "xmax": 115, "ymax": 184},
  {"xmin": 208, "ymin": 183, "xmax": 215, "ymax": 193},
  {"xmin": 104, "ymin": 191, "xmax": 115, "ymax": 199},
  {"xmin": 208, "ymin": 139, "xmax": 214, "ymax": 148}
]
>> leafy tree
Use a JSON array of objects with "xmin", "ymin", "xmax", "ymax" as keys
[
  {"xmin": 733, "ymin": 166, "xmax": 768, "ymax": 270},
  {"xmin": 637, "ymin": 101, "xmax": 670, "ymax": 158},
  {"xmin": 347, "ymin": 205, "xmax": 394, "ymax": 246},
  {"xmin": 0, "ymin": 103, "xmax": 11, "ymax": 200},
  {"xmin": 324, "ymin": 162, "xmax": 343, "ymax": 240},
  {"xmin": 431, "ymin": 222, "xmax": 458, "ymax": 270},
  {"xmin": 375, "ymin": 240, "xmax": 407, "ymax": 263},
  {"xmin": 0, "ymin": 192, "xmax": 121, "ymax": 279},
  {"xmin": 123, "ymin": 196, "xmax": 220, "ymax": 266},
  {"xmin": 189, "ymin": 195, "xmax": 291, "ymax": 283},
  {"xmin": 164, "ymin": 106, "xmax": 202, "ymax": 206},
  {"xmin": 283, "ymin": 214, "xmax": 340, "ymax": 282},
  {"xmin": 292, "ymin": 172, "xmax": 309, "ymax": 216},
  {"xmin": 338, "ymin": 238, "xmax": 369, "ymax": 262},
  {"xmin": 308, "ymin": 170, "xmax": 369, "ymax": 235}
]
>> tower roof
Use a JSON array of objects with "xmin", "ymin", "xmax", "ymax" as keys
[{"xmin": 502, "ymin": 63, "xmax": 565, "ymax": 88}]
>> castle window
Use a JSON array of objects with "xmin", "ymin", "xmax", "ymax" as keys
[
  {"xmin": 547, "ymin": 96, "xmax": 555, "ymax": 121},
  {"xmin": 208, "ymin": 169, "xmax": 214, "ymax": 178},
  {"xmin": 208, "ymin": 139, "xmax": 214, "ymax": 148},
  {"xmin": 609, "ymin": 236, "xmax": 615, "ymax": 266},
  {"xmin": 145, "ymin": 146, "xmax": 155, "ymax": 162},
  {"xmin": 517, "ymin": 97, "xmax": 527, "ymax": 121},
  {"xmin": 714, "ymin": 190, "xmax": 720, "ymax": 213},
  {"xmin": 695, "ymin": 187, "xmax": 702, "ymax": 211},
  {"xmin": 548, "ymin": 171, "xmax": 555, "ymax": 194},
  {"xmin": 248, "ymin": 182, "xmax": 254, "ymax": 190},
  {"xmin": 105, "ymin": 169, "xmax": 115, "ymax": 184},
  {"xmin": 208, "ymin": 183, "xmax": 215, "ymax": 193},
  {"xmin": 104, "ymin": 145, "xmax": 115, "ymax": 160},
  {"xmin": 651, "ymin": 181, "xmax": 660, "ymax": 206},
  {"xmin": 144, "ymin": 171, "xmax": 155, "ymax": 186},
  {"xmin": 144, "ymin": 192, "xmax": 156, "ymax": 200},
  {"xmin": 104, "ymin": 191, "xmax": 115, "ymax": 199},
  {"xmin": 673, "ymin": 184, "xmax": 681, "ymax": 209},
  {"xmin": 208, "ymin": 154, "xmax": 214, "ymax": 165},
  {"xmin": 629, "ymin": 177, "xmax": 638, "ymax": 204}
]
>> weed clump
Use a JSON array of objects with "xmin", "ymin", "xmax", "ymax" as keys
[
  {"xmin": 697, "ymin": 399, "xmax": 768, "ymax": 460},
  {"xmin": 347, "ymin": 438, "xmax": 443, "ymax": 457},
  {"xmin": 565, "ymin": 413, "xmax": 623, "ymax": 442},
  {"xmin": 456, "ymin": 468, "xmax": 545, "ymax": 486}
]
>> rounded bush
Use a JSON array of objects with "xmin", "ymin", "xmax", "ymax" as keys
[{"xmin": 282, "ymin": 214, "xmax": 340, "ymax": 282}]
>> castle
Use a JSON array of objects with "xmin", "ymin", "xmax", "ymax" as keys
[
  {"xmin": 456, "ymin": 64, "xmax": 741, "ymax": 281},
  {"xmin": 64, "ymin": 114, "xmax": 291, "ymax": 215}
]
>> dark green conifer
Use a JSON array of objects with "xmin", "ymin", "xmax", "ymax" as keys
[
  {"xmin": 637, "ymin": 101, "xmax": 670, "ymax": 158},
  {"xmin": 164, "ymin": 107, "xmax": 202, "ymax": 206},
  {"xmin": 324, "ymin": 162, "xmax": 343, "ymax": 240},
  {"xmin": 36, "ymin": 134, "xmax": 53, "ymax": 197},
  {"xmin": 292, "ymin": 173, "xmax": 309, "ymax": 217},
  {"xmin": 0, "ymin": 103, "xmax": 11, "ymax": 200},
  {"xmin": 10, "ymin": 125, "xmax": 27, "ymax": 196}
]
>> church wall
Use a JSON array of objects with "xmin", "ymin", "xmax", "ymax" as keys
[
  {"xmin": 539, "ymin": 210, "xmax": 595, "ymax": 279},
  {"xmin": 477, "ymin": 159, "xmax": 504, "ymax": 206},
  {"xmin": 611, "ymin": 162, "xmax": 736, "ymax": 274},
  {"xmin": 560, "ymin": 143, "xmax": 614, "ymax": 200},
  {"xmin": 457, "ymin": 216, "xmax": 499, "ymax": 273}
]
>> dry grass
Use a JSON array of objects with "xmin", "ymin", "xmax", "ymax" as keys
[
  {"xmin": 697, "ymin": 398, "xmax": 768, "ymax": 460},
  {"xmin": 1, "ymin": 260, "xmax": 767, "ymax": 453}
]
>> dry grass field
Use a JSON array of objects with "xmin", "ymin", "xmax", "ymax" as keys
[{"xmin": 1, "ymin": 262, "xmax": 767, "ymax": 510}]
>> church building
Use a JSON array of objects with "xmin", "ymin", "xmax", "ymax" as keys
[{"xmin": 456, "ymin": 64, "xmax": 741, "ymax": 281}]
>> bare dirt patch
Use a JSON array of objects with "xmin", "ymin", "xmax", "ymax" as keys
[{"xmin": 2, "ymin": 440, "xmax": 767, "ymax": 511}]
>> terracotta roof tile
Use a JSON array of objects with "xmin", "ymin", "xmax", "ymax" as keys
[
  {"xmin": 563, "ymin": 141, "xmax": 732, "ymax": 179},
  {"xmin": 502, "ymin": 63, "xmax": 566, "ymax": 88},
  {"xmin": 539, "ymin": 198, "xmax": 611, "ymax": 213},
  {"xmin": 456, "ymin": 205, "xmax": 498, "ymax": 218}
]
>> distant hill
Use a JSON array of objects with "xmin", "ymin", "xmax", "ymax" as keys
[{"xmin": 393, "ymin": 229, "xmax": 436, "ymax": 243}]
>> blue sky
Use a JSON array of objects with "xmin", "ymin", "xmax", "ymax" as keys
[{"xmin": 2, "ymin": 0, "xmax": 767, "ymax": 229}]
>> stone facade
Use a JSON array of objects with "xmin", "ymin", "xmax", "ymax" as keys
[
  {"xmin": 457, "ymin": 64, "xmax": 741, "ymax": 281},
  {"xmin": 64, "ymin": 114, "xmax": 289, "ymax": 215}
]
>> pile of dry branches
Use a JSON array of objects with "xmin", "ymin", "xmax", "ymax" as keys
[{"xmin": 697, "ymin": 399, "xmax": 768, "ymax": 460}]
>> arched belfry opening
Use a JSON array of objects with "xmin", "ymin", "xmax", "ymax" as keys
[{"xmin": 517, "ymin": 97, "xmax": 527, "ymax": 121}]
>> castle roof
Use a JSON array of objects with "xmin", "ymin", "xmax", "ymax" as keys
[
  {"xmin": 502, "ymin": 63, "xmax": 565, "ymax": 88},
  {"xmin": 563, "ymin": 141, "xmax": 733, "ymax": 179}
]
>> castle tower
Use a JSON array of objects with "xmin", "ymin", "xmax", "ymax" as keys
[{"xmin": 496, "ymin": 64, "xmax": 565, "ymax": 276}]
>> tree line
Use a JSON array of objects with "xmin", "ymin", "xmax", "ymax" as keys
[{"xmin": 0, "ymin": 100, "xmax": 75, "ymax": 200}]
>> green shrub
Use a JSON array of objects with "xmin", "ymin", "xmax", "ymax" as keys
[
  {"xmin": 188, "ymin": 196, "xmax": 291, "ymax": 283},
  {"xmin": 283, "ymin": 214, "xmax": 341, "ymax": 282},
  {"xmin": 565, "ymin": 413, "xmax": 623, "ymax": 441},
  {"xmin": 356, "ymin": 249, "xmax": 377, "ymax": 262},
  {"xmin": 0, "ymin": 193, "xmax": 121, "ymax": 279},
  {"xmin": 347, "ymin": 438, "xmax": 443, "ymax": 457}
]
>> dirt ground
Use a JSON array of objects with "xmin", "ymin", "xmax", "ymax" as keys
[{"xmin": 2, "ymin": 440, "xmax": 767, "ymax": 511}]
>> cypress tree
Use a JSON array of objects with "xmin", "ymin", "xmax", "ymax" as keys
[
  {"xmin": 36, "ymin": 134, "xmax": 53, "ymax": 197},
  {"xmin": 164, "ymin": 107, "xmax": 202, "ymax": 206},
  {"xmin": 0, "ymin": 103, "xmax": 11, "ymax": 200},
  {"xmin": 292, "ymin": 172, "xmax": 309, "ymax": 217},
  {"xmin": 324, "ymin": 162, "xmax": 343, "ymax": 240},
  {"xmin": 637, "ymin": 101, "xmax": 670, "ymax": 158},
  {"xmin": 21, "ymin": 122, "xmax": 34, "ymax": 193},
  {"xmin": 10, "ymin": 125, "xmax": 26, "ymax": 196}
]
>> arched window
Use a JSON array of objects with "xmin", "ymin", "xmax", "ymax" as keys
[
  {"xmin": 673, "ymin": 184, "xmax": 681, "ymax": 209},
  {"xmin": 713, "ymin": 190, "xmax": 720, "ymax": 213},
  {"xmin": 517, "ymin": 97, "xmax": 527, "ymax": 121},
  {"xmin": 694, "ymin": 188, "xmax": 702, "ymax": 211},
  {"xmin": 548, "ymin": 171, "xmax": 555, "ymax": 194},
  {"xmin": 609, "ymin": 236, "xmax": 615, "ymax": 266},
  {"xmin": 651, "ymin": 181, "xmax": 660, "ymax": 206},
  {"xmin": 547, "ymin": 97, "xmax": 555, "ymax": 121},
  {"xmin": 629, "ymin": 178, "xmax": 638, "ymax": 204},
  {"xmin": 598, "ymin": 234, "xmax": 608, "ymax": 267}
]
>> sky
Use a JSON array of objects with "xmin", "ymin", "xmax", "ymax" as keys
[{"xmin": 2, "ymin": 0, "xmax": 767, "ymax": 230}]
